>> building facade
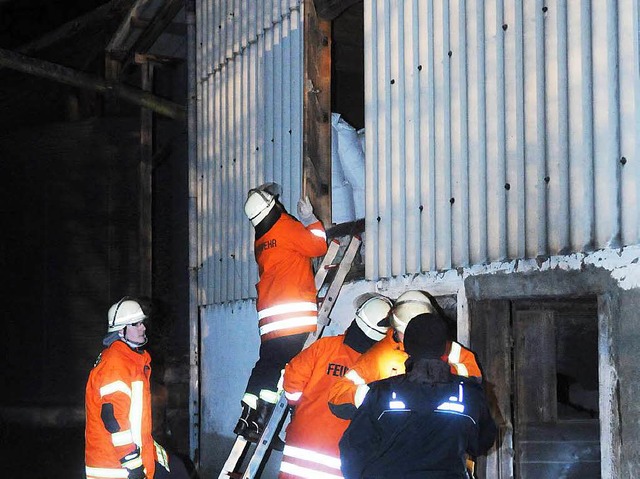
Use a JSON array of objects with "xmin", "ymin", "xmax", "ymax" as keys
[{"xmin": 190, "ymin": 1, "xmax": 640, "ymax": 477}]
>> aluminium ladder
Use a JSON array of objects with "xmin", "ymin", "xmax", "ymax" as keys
[{"xmin": 217, "ymin": 235, "xmax": 362, "ymax": 479}]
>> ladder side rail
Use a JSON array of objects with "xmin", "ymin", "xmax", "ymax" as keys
[{"xmin": 314, "ymin": 239, "xmax": 340, "ymax": 290}]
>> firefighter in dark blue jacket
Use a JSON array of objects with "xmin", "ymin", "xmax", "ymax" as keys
[{"xmin": 339, "ymin": 312, "xmax": 497, "ymax": 479}]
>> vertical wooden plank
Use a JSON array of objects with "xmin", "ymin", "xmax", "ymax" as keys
[
  {"xmin": 598, "ymin": 293, "xmax": 621, "ymax": 479},
  {"xmin": 139, "ymin": 62, "xmax": 154, "ymax": 298},
  {"xmin": 303, "ymin": 0, "xmax": 332, "ymax": 226},
  {"xmin": 469, "ymin": 299, "xmax": 514, "ymax": 479},
  {"xmin": 514, "ymin": 310, "xmax": 557, "ymax": 423}
]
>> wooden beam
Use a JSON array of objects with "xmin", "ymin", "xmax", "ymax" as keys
[
  {"xmin": 313, "ymin": 0, "xmax": 362, "ymax": 20},
  {"xmin": 16, "ymin": 0, "xmax": 136, "ymax": 56},
  {"xmin": 303, "ymin": 0, "xmax": 332, "ymax": 226},
  {"xmin": 118, "ymin": 0, "xmax": 184, "ymax": 75},
  {"xmin": 107, "ymin": 0, "xmax": 157, "ymax": 53},
  {"xmin": 0, "ymin": 47, "xmax": 185, "ymax": 121}
]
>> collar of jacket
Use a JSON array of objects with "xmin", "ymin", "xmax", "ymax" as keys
[
  {"xmin": 344, "ymin": 321, "xmax": 377, "ymax": 353},
  {"xmin": 254, "ymin": 205, "xmax": 282, "ymax": 239},
  {"xmin": 109, "ymin": 339, "xmax": 151, "ymax": 363}
]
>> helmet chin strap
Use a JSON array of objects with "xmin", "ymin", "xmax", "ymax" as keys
[{"xmin": 119, "ymin": 327, "xmax": 148, "ymax": 349}]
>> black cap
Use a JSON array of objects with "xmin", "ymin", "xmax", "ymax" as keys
[{"xmin": 403, "ymin": 313, "xmax": 448, "ymax": 359}]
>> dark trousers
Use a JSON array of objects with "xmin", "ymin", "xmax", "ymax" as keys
[
  {"xmin": 245, "ymin": 332, "xmax": 308, "ymax": 396},
  {"xmin": 155, "ymin": 453, "xmax": 191, "ymax": 478}
]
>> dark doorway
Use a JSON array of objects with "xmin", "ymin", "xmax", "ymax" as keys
[
  {"xmin": 512, "ymin": 300, "xmax": 600, "ymax": 478},
  {"xmin": 471, "ymin": 298, "xmax": 601, "ymax": 479},
  {"xmin": 331, "ymin": 2, "xmax": 364, "ymax": 130}
]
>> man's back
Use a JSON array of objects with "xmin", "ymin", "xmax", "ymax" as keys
[{"xmin": 339, "ymin": 372, "xmax": 496, "ymax": 479}]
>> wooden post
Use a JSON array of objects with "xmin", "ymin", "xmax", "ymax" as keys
[
  {"xmin": 139, "ymin": 61, "xmax": 154, "ymax": 298},
  {"xmin": 303, "ymin": 0, "xmax": 332, "ymax": 226}
]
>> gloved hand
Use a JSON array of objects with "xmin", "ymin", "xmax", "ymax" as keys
[
  {"xmin": 297, "ymin": 196, "xmax": 318, "ymax": 226},
  {"xmin": 121, "ymin": 447, "xmax": 146, "ymax": 479}
]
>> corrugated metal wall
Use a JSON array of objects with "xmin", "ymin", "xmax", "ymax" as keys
[
  {"xmin": 364, "ymin": 0, "xmax": 640, "ymax": 280},
  {"xmin": 195, "ymin": 0, "xmax": 304, "ymax": 304}
]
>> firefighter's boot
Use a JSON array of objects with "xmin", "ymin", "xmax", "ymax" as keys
[
  {"xmin": 233, "ymin": 402, "xmax": 253, "ymax": 436},
  {"xmin": 242, "ymin": 398, "xmax": 284, "ymax": 451}
]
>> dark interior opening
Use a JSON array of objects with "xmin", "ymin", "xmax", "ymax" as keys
[
  {"xmin": 512, "ymin": 299, "xmax": 600, "ymax": 479},
  {"xmin": 331, "ymin": 2, "xmax": 364, "ymax": 130}
]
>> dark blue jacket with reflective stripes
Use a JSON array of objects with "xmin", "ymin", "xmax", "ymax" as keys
[{"xmin": 339, "ymin": 360, "xmax": 497, "ymax": 479}]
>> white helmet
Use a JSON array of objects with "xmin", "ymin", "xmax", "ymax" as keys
[
  {"xmin": 391, "ymin": 290, "xmax": 436, "ymax": 334},
  {"xmin": 107, "ymin": 297, "xmax": 147, "ymax": 332},
  {"xmin": 353, "ymin": 293, "xmax": 393, "ymax": 341},
  {"xmin": 244, "ymin": 183, "xmax": 281, "ymax": 226}
]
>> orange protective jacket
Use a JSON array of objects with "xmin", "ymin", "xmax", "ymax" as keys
[
  {"xmin": 255, "ymin": 214, "xmax": 327, "ymax": 342},
  {"xmin": 328, "ymin": 329, "xmax": 482, "ymax": 419},
  {"xmin": 280, "ymin": 335, "xmax": 360, "ymax": 479},
  {"xmin": 85, "ymin": 340, "xmax": 162, "ymax": 479}
]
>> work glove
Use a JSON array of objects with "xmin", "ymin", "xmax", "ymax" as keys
[
  {"xmin": 121, "ymin": 447, "xmax": 146, "ymax": 479},
  {"xmin": 297, "ymin": 196, "xmax": 318, "ymax": 226}
]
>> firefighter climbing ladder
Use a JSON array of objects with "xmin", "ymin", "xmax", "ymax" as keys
[{"xmin": 217, "ymin": 235, "xmax": 362, "ymax": 479}]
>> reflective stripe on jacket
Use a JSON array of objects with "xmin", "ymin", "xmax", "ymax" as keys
[
  {"xmin": 85, "ymin": 340, "xmax": 157, "ymax": 478},
  {"xmin": 328, "ymin": 329, "xmax": 482, "ymax": 418},
  {"xmin": 279, "ymin": 335, "xmax": 360, "ymax": 479},
  {"xmin": 255, "ymin": 214, "xmax": 327, "ymax": 342}
]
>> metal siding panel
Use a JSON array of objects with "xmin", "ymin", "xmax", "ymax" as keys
[
  {"xmin": 618, "ymin": 0, "xmax": 640, "ymax": 245},
  {"xmin": 380, "ymin": 0, "xmax": 393, "ymax": 278},
  {"xmin": 264, "ymin": 28, "xmax": 275, "ymax": 185},
  {"xmin": 240, "ymin": 0, "xmax": 249, "ymax": 49},
  {"xmin": 545, "ymin": 1, "xmax": 571, "ymax": 255},
  {"xmin": 233, "ymin": 0, "xmax": 239, "ymax": 54},
  {"xmin": 419, "ymin": 0, "xmax": 437, "ymax": 273},
  {"xmin": 198, "ymin": 78, "xmax": 206, "ymax": 304},
  {"xmin": 273, "ymin": 22, "xmax": 285, "ymax": 204},
  {"xmin": 523, "ymin": 0, "xmax": 548, "ymax": 258},
  {"xmin": 281, "ymin": 15, "xmax": 292, "ymax": 204},
  {"xmin": 450, "ymin": 0, "xmax": 469, "ymax": 268},
  {"xmin": 209, "ymin": 71, "xmax": 216, "ymax": 304},
  {"xmin": 433, "ymin": 0, "xmax": 452, "ymax": 270},
  {"xmin": 223, "ymin": 65, "xmax": 231, "ymax": 302},
  {"xmin": 485, "ymin": 0, "xmax": 507, "ymax": 261},
  {"xmin": 197, "ymin": 78, "xmax": 205, "ymax": 304},
  {"xmin": 567, "ymin": 0, "xmax": 594, "ymax": 252},
  {"xmin": 505, "ymin": 0, "xmax": 527, "ymax": 259},
  {"xmin": 196, "ymin": 0, "xmax": 203, "ymax": 79},
  {"xmin": 248, "ymin": 42, "xmax": 260, "ymax": 295},
  {"xmin": 592, "ymin": 0, "xmax": 621, "ymax": 248},
  {"xmin": 210, "ymin": 0, "xmax": 218, "ymax": 65},
  {"xmin": 211, "ymin": 74, "xmax": 220, "ymax": 303},
  {"xmin": 466, "ymin": 1, "xmax": 488, "ymax": 264},
  {"xmin": 404, "ymin": 0, "xmax": 422, "ymax": 273},
  {"xmin": 390, "ymin": 0, "xmax": 406, "ymax": 277},
  {"xmin": 227, "ymin": 57, "xmax": 239, "ymax": 298},
  {"xmin": 364, "ymin": 0, "xmax": 380, "ymax": 280},
  {"xmin": 240, "ymin": 51, "xmax": 250, "ymax": 298}
]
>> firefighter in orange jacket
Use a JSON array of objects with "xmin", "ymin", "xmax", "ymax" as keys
[
  {"xmin": 234, "ymin": 183, "xmax": 328, "ymax": 442},
  {"xmin": 85, "ymin": 297, "xmax": 189, "ymax": 479},
  {"xmin": 279, "ymin": 294, "xmax": 393, "ymax": 479},
  {"xmin": 328, "ymin": 290, "xmax": 483, "ymax": 420}
]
